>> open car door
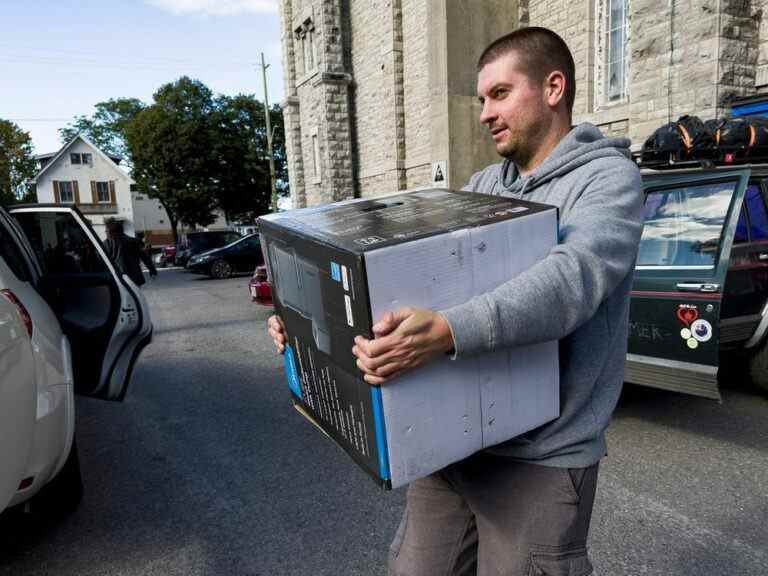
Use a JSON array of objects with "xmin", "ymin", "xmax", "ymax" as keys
[
  {"xmin": 8, "ymin": 205, "xmax": 152, "ymax": 401},
  {"xmin": 626, "ymin": 169, "xmax": 750, "ymax": 400}
]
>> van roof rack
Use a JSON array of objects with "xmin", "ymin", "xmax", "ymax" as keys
[{"xmin": 634, "ymin": 148, "xmax": 768, "ymax": 170}]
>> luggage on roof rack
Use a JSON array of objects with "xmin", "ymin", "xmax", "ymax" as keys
[
  {"xmin": 640, "ymin": 115, "xmax": 715, "ymax": 165},
  {"xmin": 638, "ymin": 115, "xmax": 768, "ymax": 168}
]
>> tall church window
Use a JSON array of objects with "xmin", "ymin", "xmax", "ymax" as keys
[
  {"xmin": 311, "ymin": 133, "xmax": 321, "ymax": 182},
  {"xmin": 296, "ymin": 18, "xmax": 317, "ymax": 76},
  {"xmin": 595, "ymin": 0, "xmax": 629, "ymax": 107}
]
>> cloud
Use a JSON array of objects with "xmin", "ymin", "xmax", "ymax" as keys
[{"xmin": 145, "ymin": 0, "xmax": 278, "ymax": 16}]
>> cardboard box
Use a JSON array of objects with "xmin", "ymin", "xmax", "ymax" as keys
[{"xmin": 258, "ymin": 189, "xmax": 559, "ymax": 489}]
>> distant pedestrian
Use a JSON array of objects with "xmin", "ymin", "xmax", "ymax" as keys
[{"xmin": 105, "ymin": 219, "xmax": 157, "ymax": 286}]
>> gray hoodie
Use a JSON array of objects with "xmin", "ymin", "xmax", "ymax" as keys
[{"xmin": 440, "ymin": 123, "xmax": 644, "ymax": 468}]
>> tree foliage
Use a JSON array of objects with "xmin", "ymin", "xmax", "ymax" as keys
[
  {"xmin": 211, "ymin": 95, "xmax": 288, "ymax": 220},
  {"xmin": 59, "ymin": 98, "xmax": 145, "ymax": 167},
  {"xmin": 126, "ymin": 78, "xmax": 220, "ymax": 240},
  {"xmin": 0, "ymin": 119, "xmax": 37, "ymax": 207},
  {"xmin": 124, "ymin": 77, "xmax": 287, "ymax": 239}
]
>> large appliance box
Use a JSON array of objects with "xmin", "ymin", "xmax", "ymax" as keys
[{"xmin": 258, "ymin": 189, "xmax": 560, "ymax": 489}]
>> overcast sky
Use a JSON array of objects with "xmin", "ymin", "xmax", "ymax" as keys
[{"xmin": 1, "ymin": 0, "xmax": 284, "ymax": 155}]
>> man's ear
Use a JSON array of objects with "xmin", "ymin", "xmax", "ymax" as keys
[{"xmin": 544, "ymin": 70, "xmax": 566, "ymax": 108}]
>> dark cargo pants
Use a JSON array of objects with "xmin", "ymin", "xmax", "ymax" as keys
[{"xmin": 388, "ymin": 452, "xmax": 599, "ymax": 576}]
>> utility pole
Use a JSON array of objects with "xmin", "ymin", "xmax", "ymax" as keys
[{"xmin": 260, "ymin": 52, "xmax": 278, "ymax": 213}]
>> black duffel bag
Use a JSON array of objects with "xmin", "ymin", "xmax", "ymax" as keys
[
  {"xmin": 715, "ymin": 117, "xmax": 753, "ymax": 151},
  {"xmin": 641, "ymin": 115, "xmax": 714, "ymax": 163}
]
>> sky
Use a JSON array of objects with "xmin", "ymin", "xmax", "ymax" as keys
[{"xmin": 1, "ymin": 0, "xmax": 284, "ymax": 155}]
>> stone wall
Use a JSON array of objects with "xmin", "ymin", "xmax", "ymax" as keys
[{"xmin": 402, "ymin": 0, "xmax": 431, "ymax": 187}]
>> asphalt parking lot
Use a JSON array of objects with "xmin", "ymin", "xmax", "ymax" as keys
[{"xmin": 0, "ymin": 269, "xmax": 766, "ymax": 575}]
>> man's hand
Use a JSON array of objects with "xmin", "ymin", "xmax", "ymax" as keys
[
  {"xmin": 267, "ymin": 315, "xmax": 287, "ymax": 354},
  {"xmin": 352, "ymin": 307, "xmax": 455, "ymax": 385}
]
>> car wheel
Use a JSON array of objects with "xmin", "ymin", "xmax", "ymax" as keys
[
  {"xmin": 748, "ymin": 339, "xmax": 768, "ymax": 394},
  {"xmin": 210, "ymin": 259, "xmax": 233, "ymax": 279}
]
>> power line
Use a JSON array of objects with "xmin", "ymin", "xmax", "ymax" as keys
[
  {"xmin": 0, "ymin": 42, "xmax": 257, "ymax": 68},
  {"xmin": 4, "ymin": 118, "xmax": 74, "ymax": 122},
  {"xmin": 0, "ymin": 55, "xmax": 254, "ymax": 73}
]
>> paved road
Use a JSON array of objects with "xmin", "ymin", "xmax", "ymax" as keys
[{"xmin": 0, "ymin": 269, "xmax": 766, "ymax": 575}]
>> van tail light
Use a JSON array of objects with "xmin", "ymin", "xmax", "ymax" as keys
[{"xmin": 1, "ymin": 289, "xmax": 33, "ymax": 338}]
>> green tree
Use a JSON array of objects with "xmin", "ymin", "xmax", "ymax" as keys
[
  {"xmin": 59, "ymin": 98, "xmax": 144, "ymax": 166},
  {"xmin": 0, "ymin": 120, "xmax": 37, "ymax": 207},
  {"xmin": 125, "ymin": 77, "xmax": 221, "ymax": 241},
  {"xmin": 212, "ymin": 95, "xmax": 286, "ymax": 221}
]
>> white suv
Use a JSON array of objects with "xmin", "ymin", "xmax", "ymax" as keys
[{"xmin": 0, "ymin": 204, "xmax": 152, "ymax": 515}]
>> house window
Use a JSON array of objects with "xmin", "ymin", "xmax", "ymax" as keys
[
  {"xmin": 70, "ymin": 152, "xmax": 93, "ymax": 165},
  {"xmin": 595, "ymin": 0, "xmax": 629, "ymax": 107},
  {"xmin": 96, "ymin": 181, "xmax": 111, "ymax": 203},
  {"xmin": 59, "ymin": 181, "xmax": 74, "ymax": 203}
]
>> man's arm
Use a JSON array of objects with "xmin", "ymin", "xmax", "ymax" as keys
[
  {"xmin": 441, "ymin": 158, "xmax": 643, "ymax": 356},
  {"xmin": 354, "ymin": 158, "xmax": 643, "ymax": 382}
]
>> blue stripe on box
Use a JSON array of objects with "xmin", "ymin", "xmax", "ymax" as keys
[
  {"xmin": 330, "ymin": 262, "xmax": 341, "ymax": 282},
  {"xmin": 284, "ymin": 345, "xmax": 302, "ymax": 399},
  {"xmin": 370, "ymin": 386, "xmax": 390, "ymax": 481}
]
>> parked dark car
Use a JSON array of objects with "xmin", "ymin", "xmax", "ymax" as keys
[
  {"xmin": 249, "ymin": 264, "xmax": 273, "ymax": 305},
  {"xmin": 187, "ymin": 234, "xmax": 263, "ymax": 279},
  {"xmin": 176, "ymin": 230, "xmax": 241, "ymax": 268}
]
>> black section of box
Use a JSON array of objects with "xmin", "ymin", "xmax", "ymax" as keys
[{"xmin": 259, "ymin": 224, "xmax": 385, "ymax": 485}]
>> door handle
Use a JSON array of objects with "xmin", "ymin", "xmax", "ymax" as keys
[
  {"xmin": 759, "ymin": 253, "xmax": 768, "ymax": 261},
  {"xmin": 676, "ymin": 283, "xmax": 720, "ymax": 293}
]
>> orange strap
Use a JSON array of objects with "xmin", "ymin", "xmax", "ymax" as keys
[{"xmin": 677, "ymin": 124, "xmax": 693, "ymax": 150}]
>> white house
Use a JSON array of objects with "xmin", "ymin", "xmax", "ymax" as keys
[{"xmin": 34, "ymin": 135, "xmax": 135, "ymax": 240}]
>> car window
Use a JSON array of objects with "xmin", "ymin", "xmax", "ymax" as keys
[
  {"xmin": 0, "ymin": 219, "xmax": 32, "ymax": 282},
  {"xmin": 735, "ymin": 206, "xmax": 748, "ymax": 244},
  {"xmin": 12, "ymin": 212, "xmax": 108, "ymax": 275},
  {"xmin": 638, "ymin": 180, "xmax": 738, "ymax": 269},
  {"xmin": 745, "ymin": 184, "xmax": 768, "ymax": 241}
]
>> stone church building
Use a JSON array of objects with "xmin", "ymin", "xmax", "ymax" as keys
[{"xmin": 279, "ymin": 0, "xmax": 768, "ymax": 207}]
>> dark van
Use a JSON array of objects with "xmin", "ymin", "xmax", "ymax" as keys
[{"xmin": 628, "ymin": 163, "xmax": 768, "ymax": 399}]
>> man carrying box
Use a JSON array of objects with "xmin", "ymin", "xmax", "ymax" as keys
[{"xmin": 268, "ymin": 26, "xmax": 643, "ymax": 576}]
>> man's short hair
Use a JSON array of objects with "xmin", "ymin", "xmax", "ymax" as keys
[{"xmin": 477, "ymin": 27, "xmax": 576, "ymax": 115}]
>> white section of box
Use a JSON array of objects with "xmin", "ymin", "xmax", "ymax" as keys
[{"xmin": 363, "ymin": 209, "xmax": 559, "ymax": 488}]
